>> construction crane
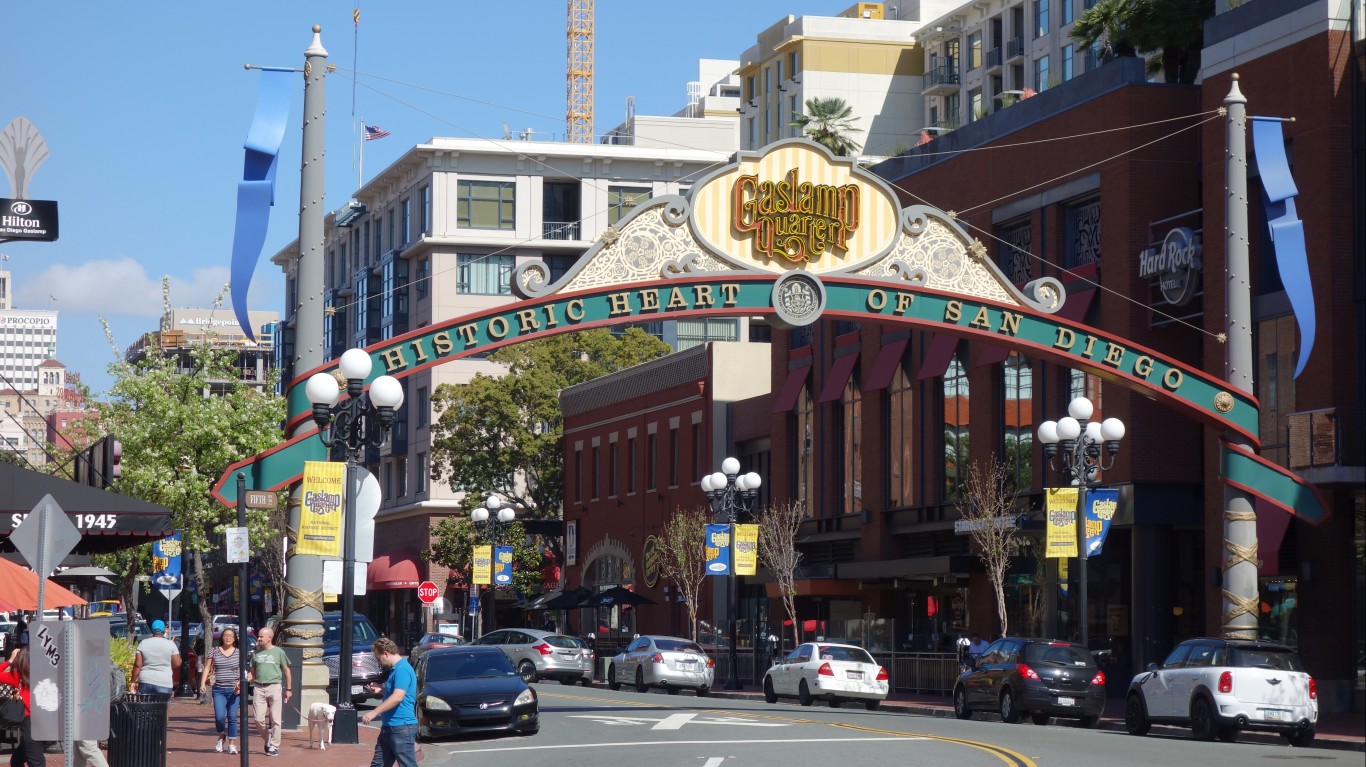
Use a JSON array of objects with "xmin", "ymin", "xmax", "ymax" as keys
[{"xmin": 566, "ymin": 0, "xmax": 594, "ymax": 143}]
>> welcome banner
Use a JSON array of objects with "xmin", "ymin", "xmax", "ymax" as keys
[
  {"xmin": 472, "ymin": 545, "xmax": 492, "ymax": 585},
  {"xmin": 1045, "ymin": 488, "xmax": 1079, "ymax": 559},
  {"xmin": 297, "ymin": 461, "xmax": 344, "ymax": 556},
  {"xmin": 493, "ymin": 545, "xmax": 514, "ymax": 585},
  {"xmin": 733, "ymin": 524, "xmax": 759, "ymax": 575},
  {"xmin": 1084, "ymin": 488, "xmax": 1119, "ymax": 558},
  {"xmin": 705, "ymin": 524, "xmax": 731, "ymax": 576}
]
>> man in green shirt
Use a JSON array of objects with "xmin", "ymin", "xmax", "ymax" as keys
[{"xmin": 246, "ymin": 627, "xmax": 291, "ymax": 757}]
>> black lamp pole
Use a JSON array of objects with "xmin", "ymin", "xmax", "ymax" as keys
[
  {"xmin": 306, "ymin": 351, "xmax": 404, "ymax": 745},
  {"xmin": 701, "ymin": 458, "xmax": 761, "ymax": 691},
  {"xmin": 473, "ymin": 496, "xmax": 514, "ymax": 637}
]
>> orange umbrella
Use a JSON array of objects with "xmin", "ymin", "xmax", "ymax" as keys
[{"xmin": 0, "ymin": 557, "xmax": 87, "ymax": 611}]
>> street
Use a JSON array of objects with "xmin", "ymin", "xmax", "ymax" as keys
[{"xmin": 414, "ymin": 685, "xmax": 1362, "ymax": 767}]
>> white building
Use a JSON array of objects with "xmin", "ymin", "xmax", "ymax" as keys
[{"xmin": 0, "ymin": 269, "xmax": 59, "ymax": 394}]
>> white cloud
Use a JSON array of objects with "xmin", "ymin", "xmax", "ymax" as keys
[{"xmin": 15, "ymin": 257, "xmax": 279, "ymax": 318}]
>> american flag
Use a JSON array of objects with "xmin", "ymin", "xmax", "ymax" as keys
[{"xmin": 363, "ymin": 124, "xmax": 390, "ymax": 141}]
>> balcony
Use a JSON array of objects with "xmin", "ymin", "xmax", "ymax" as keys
[
  {"xmin": 985, "ymin": 47, "xmax": 1002, "ymax": 70},
  {"xmin": 1006, "ymin": 37, "xmax": 1024, "ymax": 61},
  {"xmin": 922, "ymin": 64, "xmax": 961, "ymax": 95},
  {"xmin": 542, "ymin": 221, "xmax": 581, "ymax": 240}
]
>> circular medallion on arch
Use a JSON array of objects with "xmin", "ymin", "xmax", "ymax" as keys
[{"xmin": 771, "ymin": 272, "xmax": 826, "ymax": 329}]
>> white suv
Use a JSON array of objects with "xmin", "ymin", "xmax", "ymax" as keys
[{"xmin": 1125, "ymin": 638, "xmax": 1317, "ymax": 746}]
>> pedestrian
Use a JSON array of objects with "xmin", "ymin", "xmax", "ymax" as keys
[
  {"xmin": 0, "ymin": 638, "xmax": 44, "ymax": 767},
  {"xmin": 360, "ymin": 637, "xmax": 418, "ymax": 767},
  {"xmin": 199, "ymin": 627, "xmax": 242, "ymax": 755},
  {"xmin": 968, "ymin": 632, "xmax": 989, "ymax": 658},
  {"xmin": 246, "ymin": 627, "xmax": 291, "ymax": 757},
  {"xmin": 130, "ymin": 620, "xmax": 181, "ymax": 696},
  {"xmin": 541, "ymin": 613, "xmax": 555, "ymax": 634}
]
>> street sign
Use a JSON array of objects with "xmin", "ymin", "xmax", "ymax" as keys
[
  {"xmin": 244, "ymin": 490, "xmax": 277, "ymax": 509},
  {"xmin": 225, "ymin": 526, "xmax": 249, "ymax": 563},
  {"xmin": 11, "ymin": 495, "xmax": 82, "ymax": 581},
  {"xmin": 416, "ymin": 581, "xmax": 439, "ymax": 605}
]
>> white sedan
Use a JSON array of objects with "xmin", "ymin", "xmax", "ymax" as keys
[{"xmin": 763, "ymin": 642, "xmax": 889, "ymax": 710}]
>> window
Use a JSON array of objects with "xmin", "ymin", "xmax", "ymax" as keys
[
  {"xmin": 627, "ymin": 437, "xmax": 637, "ymax": 493},
  {"xmin": 794, "ymin": 386, "xmax": 814, "ymax": 518},
  {"xmin": 574, "ymin": 448, "xmax": 583, "ymax": 502},
  {"xmin": 968, "ymin": 31, "xmax": 983, "ymax": 69},
  {"xmin": 669, "ymin": 427, "xmax": 679, "ymax": 487},
  {"xmin": 386, "ymin": 208, "xmax": 396, "ymax": 251},
  {"xmin": 416, "ymin": 386, "xmax": 429, "ymax": 428},
  {"xmin": 591, "ymin": 445, "xmax": 600, "ymax": 499},
  {"xmin": 457, "ymin": 254, "xmax": 514, "ymax": 295},
  {"xmin": 888, "ymin": 364, "xmax": 914, "ymax": 507},
  {"xmin": 374, "ymin": 216, "xmax": 384, "ymax": 259},
  {"xmin": 997, "ymin": 220, "xmax": 1033, "ymax": 284},
  {"xmin": 1061, "ymin": 44, "xmax": 1074, "ymax": 82},
  {"xmin": 608, "ymin": 186, "xmax": 651, "ymax": 225},
  {"xmin": 400, "ymin": 198, "xmax": 411, "ymax": 247},
  {"xmin": 943, "ymin": 353, "xmax": 969, "ymax": 500},
  {"xmin": 647, "ymin": 433, "xmax": 658, "ymax": 491},
  {"xmin": 1002, "ymin": 353, "xmax": 1034, "ymax": 493},
  {"xmin": 1035, "ymin": 0, "xmax": 1050, "ymax": 37},
  {"xmin": 944, "ymin": 93, "xmax": 960, "ymax": 126},
  {"xmin": 691, "ymin": 423, "xmax": 702, "ymax": 483},
  {"xmin": 790, "ymin": 96, "xmax": 800, "ymax": 137},
  {"xmin": 1035, "ymin": 55, "xmax": 1051, "ymax": 90},
  {"xmin": 456, "ymin": 180, "xmax": 515, "ymax": 230},
  {"xmin": 788, "ymin": 50, "xmax": 799, "ymax": 75},
  {"xmin": 841, "ymin": 376, "xmax": 862, "ymax": 516},
  {"xmin": 748, "ymin": 117, "xmax": 756, "ymax": 148},
  {"xmin": 416, "ymin": 258, "xmax": 430, "ymax": 299},
  {"xmin": 420, "ymin": 186, "xmax": 431, "ymax": 234},
  {"xmin": 608, "ymin": 440, "xmax": 618, "ymax": 497},
  {"xmin": 675, "ymin": 318, "xmax": 739, "ymax": 350},
  {"xmin": 969, "ymin": 88, "xmax": 984, "ymax": 122},
  {"xmin": 1064, "ymin": 198, "xmax": 1101, "ymax": 267},
  {"xmin": 396, "ymin": 456, "xmax": 408, "ymax": 498},
  {"xmin": 417, "ymin": 452, "xmax": 428, "ymax": 493}
]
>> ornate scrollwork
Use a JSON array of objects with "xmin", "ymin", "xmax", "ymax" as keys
[
  {"xmin": 512, "ymin": 260, "xmax": 552, "ymax": 298},
  {"xmin": 1021, "ymin": 277, "xmax": 1067, "ymax": 314},
  {"xmin": 283, "ymin": 626, "xmax": 324, "ymax": 640}
]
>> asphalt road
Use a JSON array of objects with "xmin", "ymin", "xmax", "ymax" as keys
[{"xmin": 409, "ymin": 685, "xmax": 1360, "ymax": 767}]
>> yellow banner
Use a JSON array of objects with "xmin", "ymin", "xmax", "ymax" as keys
[
  {"xmin": 472, "ymin": 545, "xmax": 492, "ymax": 585},
  {"xmin": 296, "ymin": 461, "xmax": 345, "ymax": 556},
  {"xmin": 733, "ymin": 524, "xmax": 759, "ymax": 575},
  {"xmin": 1045, "ymin": 488, "xmax": 1079, "ymax": 559}
]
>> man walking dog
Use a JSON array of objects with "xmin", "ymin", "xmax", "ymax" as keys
[{"xmin": 246, "ymin": 627, "xmax": 291, "ymax": 756}]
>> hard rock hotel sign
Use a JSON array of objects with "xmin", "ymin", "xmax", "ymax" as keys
[{"xmin": 216, "ymin": 139, "xmax": 1324, "ymax": 526}]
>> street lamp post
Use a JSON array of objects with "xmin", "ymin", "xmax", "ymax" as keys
[
  {"xmin": 700, "ymin": 456, "xmax": 762, "ymax": 691},
  {"xmin": 1037, "ymin": 396, "xmax": 1125, "ymax": 649},
  {"xmin": 472, "ymin": 495, "xmax": 515, "ymax": 636},
  {"xmin": 304, "ymin": 348, "xmax": 405, "ymax": 745}
]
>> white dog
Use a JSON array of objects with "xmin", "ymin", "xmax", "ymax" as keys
[{"xmin": 306, "ymin": 702, "xmax": 336, "ymax": 750}]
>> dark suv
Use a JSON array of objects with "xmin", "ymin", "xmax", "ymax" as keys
[
  {"xmin": 320, "ymin": 612, "xmax": 383, "ymax": 705},
  {"xmin": 953, "ymin": 637, "xmax": 1106, "ymax": 727}
]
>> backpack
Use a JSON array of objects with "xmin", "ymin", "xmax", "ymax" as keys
[{"xmin": 0, "ymin": 683, "xmax": 23, "ymax": 726}]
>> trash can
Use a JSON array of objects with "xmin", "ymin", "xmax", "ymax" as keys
[{"xmin": 108, "ymin": 693, "xmax": 169, "ymax": 767}]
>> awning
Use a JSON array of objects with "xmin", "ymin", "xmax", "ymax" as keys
[
  {"xmin": 771, "ymin": 364, "xmax": 811, "ymax": 413},
  {"xmin": 1255, "ymin": 498, "xmax": 1292, "ymax": 577},
  {"xmin": 0, "ymin": 463, "xmax": 175, "ymax": 555},
  {"xmin": 864, "ymin": 338, "xmax": 909, "ymax": 391},
  {"xmin": 916, "ymin": 334, "xmax": 959, "ymax": 380},
  {"xmin": 817, "ymin": 353, "xmax": 860, "ymax": 403},
  {"xmin": 368, "ymin": 549, "xmax": 423, "ymax": 590}
]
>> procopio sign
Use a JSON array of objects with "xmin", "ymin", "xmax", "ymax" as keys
[{"xmin": 0, "ymin": 198, "xmax": 59, "ymax": 241}]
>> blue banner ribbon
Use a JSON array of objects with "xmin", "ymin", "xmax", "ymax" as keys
[
  {"xmin": 493, "ymin": 545, "xmax": 514, "ymax": 585},
  {"xmin": 705, "ymin": 524, "xmax": 731, "ymax": 576},
  {"xmin": 1251, "ymin": 117, "xmax": 1315, "ymax": 378},
  {"xmin": 230, "ymin": 69, "xmax": 293, "ymax": 341},
  {"xmin": 151, "ymin": 532, "xmax": 183, "ymax": 590},
  {"xmin": 1083, "ymin": 489, "xmax": 1119, "ymax": 558}
]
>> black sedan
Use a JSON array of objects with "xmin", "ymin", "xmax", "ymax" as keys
[
  {"xmin": 953, "ymin": 637, "xmax": 1106, "ymax": 727},
  {"xmin": 415, "ymin": 645, "xmax": 539, "ymax": 740}
]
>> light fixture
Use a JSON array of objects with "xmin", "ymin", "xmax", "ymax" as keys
[{"xmin": 699, "ymin": 456, "xmax": 763, "ymax": 691}]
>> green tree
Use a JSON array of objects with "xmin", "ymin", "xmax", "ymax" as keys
[
  {"xmin": 654, "ymin": 506, "xmax": 710, "ymax": 641},
  {"xmin": 755, "ymin": 501, "xmax": 804, "ymax": 649},
  {"xmin": 89, "ymin": 282, "xmax": 286, "ymax": 642},
  {"xmin": 424, "ymin": 517, "xmax": 545, "ymax": 598},
  {"xmin": 790, "ymin": 97, "xmax": 862, "ymax": 156},
  {"xmin": 1071, "ymin": 0, "xmax": 1213, "ymax": 84},
  {"xmin": 429, "ymin": 328, "xmax": 671, "ymax": 562}
]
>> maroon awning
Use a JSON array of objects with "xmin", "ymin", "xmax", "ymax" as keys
[
  {"xmin": 817, "ymin": 353, "xmax": 860, "ymax": 403},
  {"xmin": 0, "ymin": 463, "xmax": 174, "ymax": 555},
  {"xmin": 1255, "ymin": 498, "xmax": 1292, "ymax": 577},
  {"xmin": 367, "ymin": 549, "xmax": 423, "ymax": 590},
  {"xmin": 771, "ymin": 365, "xmax": 811, "ymax": 413},
  {"xmin": 863, "ymin": 338, "xmax": 909, "ymax": 391}
]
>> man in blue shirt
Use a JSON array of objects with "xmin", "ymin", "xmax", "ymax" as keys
[{"xmin": 360, "ymin": 637, "xmax": 417, "ymax": 767}]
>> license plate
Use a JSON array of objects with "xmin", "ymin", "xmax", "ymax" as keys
[
  {"xmin": 1264, "ymin": 709, "xmax": 1287, "ymax": 721},
  {"xmin": 351, "ymin": 685, "xmax": 364, "ymax": 695},
  {"xmin": 1057, "ymin": 696, "xmax": 1076, "ymax": 706},
  {"xmin": 678, "ymin": 659, "xmax": 695, "ymax": 665},
  {"xmin": 846, "ymin": 671, "xmax": 862, "ymax": 679}
]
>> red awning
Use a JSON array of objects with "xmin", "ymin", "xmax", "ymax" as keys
[
  {"xmin": 1255, "ymin": 498, "xmax": 1292, "ymax": 577},
  {"xmin": 917, "ymin": 334, "xmax": 959, "ymax": 380},
  {"xmin": 771, "ymin": 365, "xmax": 812, "ymax": 413},
  {"xmin": 367, "ymin": 550, "xmax": 423, "ymax": 590},
  {"xmin": 863, "ymin": 338, "xmax": 909, "ymax": 391},
  {"xmin": 817, "ymin": 353, "xmax": 860, "ymax": 403}
]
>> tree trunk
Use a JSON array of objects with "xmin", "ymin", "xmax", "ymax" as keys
[
  {"xmin": 993, "ymin": 576, "xmax": 1009, "ymax": 638},
  {"xmin": 193, "ymin": 550, "xmax": 215, "ymax": 649}
]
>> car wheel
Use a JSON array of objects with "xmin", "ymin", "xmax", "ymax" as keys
[
  {"xmin": 1031, "ymin": 713, "xmax": 1050, "ymax": 726},
  {"xmin": 696, "ymin": 685, "xmax": 710, "ymax": 697},
  {"xmin": 1080, "ymin": 715, "xmax": 1100, "ymax": 729},
  {"xmin": 763, "ymin": 677, "xmax": 778, "ymax": 704},
  {"xmin": 953, "ymin": 686, "xmax": 972, "ymax": 720},
  {"xmin": 1189, "ymin": 696, "xmax": 1219, "ymax": 741},
  {"xmin": 634, "ymin": 667, "xmax": 648, "ymax": 693},
  {"xmin": 1124, "ymin": 694, "xmax": 1150, "ymax": 736},
  {"xmin": 580, "ymin": 676, "xmax": 593, "ymax": 687},
  {"xmin": 518, "ymin": 660, "xmax": 538, "ymax": 684},
  {"xmin": 607, "ymin": 665, "xmax": 620, "ymax": 691},
  {"xmin": 864, "ymin": 699, "xmax": 880, "ymax": 712},
  {"xmin": 1282, "ymin": 728, "xmax": 1315, "ymax": 747},
  {"xmin": 999, "ymin": 687, "xmax": 1020, "ymax": 724},
  {"xmin": 798, "ymin": 680, "xmax": 813, "ymax": 707}
]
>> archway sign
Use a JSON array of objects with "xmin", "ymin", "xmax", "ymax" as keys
[{"xmin": 214, "ymin": 139, "xmax": 1324, "ymax": 526}]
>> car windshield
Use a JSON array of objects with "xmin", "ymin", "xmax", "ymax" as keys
[
  {"xmin": 815, "ymin": 646, "xmax": 875, "ymax": 664},
  {"xmin": 427, "ymin": 652, "xmax": 516, "ymax": 681},
  {"xmin": 1024, "ymin": 643, "xmax": 1094, "ymax": 667},
  {"xmin": 1230, "ymin": 646, "xmax": 1304, "ymax": 671},
  {"xmin": 323, "ymin": 616, "xmax": 378, "ymax": 644},
  {"xmin": 546, "ymin": 636, "xmax": 583, "ymax": 649},
  {"xmin": 655, "ymin": 639, "xmax": 704, "ymax": 654}
]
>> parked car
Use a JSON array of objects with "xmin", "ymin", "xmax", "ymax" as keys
[
  {"xmin": 415, "ymin": 645, "xmax": 538, "ymax": 740},
  {"xmin": 606, "ymin": 635, "xmax": 713, "ymax": 695},
  {"xmin": 471, "ymin": 628, "xmax": 594, "ymax": 685},
  {"xmin": 1124, "ymin": 637, "xmax": 1318, "ymax": 746},
  {"xmin": 953, "ymin": 637, "xmax": 1106, "ymax": 727},
  {"xmin": 108, "ymin": 618, "xmax": 153, "ymax": 643},
  {"xmin": 320, "ymin": 611, "xmax": 383, "ymax": 705},
  {"xmin": 762, "ymin": 641, "xmax": 888, "ymax": 710},
  {"xmin": 410, "ymin": 632, "xmax": 467, "ymax": 666}
]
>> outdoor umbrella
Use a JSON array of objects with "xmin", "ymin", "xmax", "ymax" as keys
[
  {"xmin": 543, "ymin": 586, "xmax": 593, "ymax": 610},
  {"xmin": 583, "ymin": 585, "xmax": 656, "ymax": 608},
  {"xmin": 0, "ymin": 557, "xmax": 87, "ymax": 611}
]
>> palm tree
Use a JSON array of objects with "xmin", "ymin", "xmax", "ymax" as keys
[
  {"xmin": 790, "ymin": 97, "xmax": 862, "ymax": 156},
  {"xmin": 1071, "ymin": 0, "xmax": 1212, "ymax": 84}
]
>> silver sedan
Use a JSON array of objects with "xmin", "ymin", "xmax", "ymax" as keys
[{"xmin": 607, "ymin": 635, "xmax": 714, "ymax": 695}]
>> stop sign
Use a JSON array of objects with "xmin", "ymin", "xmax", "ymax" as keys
[{"xmin": 417, "ymin": 581, "xmax": 439, "ymax": 605}]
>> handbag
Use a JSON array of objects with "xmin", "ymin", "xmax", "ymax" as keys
[{"xmin": 0, "ymin": 682, "xmax": 23, "ymax": 726}]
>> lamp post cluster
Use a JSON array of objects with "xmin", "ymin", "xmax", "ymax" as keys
[
  {"xmin": 1037, "ymin": 395, "xmax": 1125, "ymax": 649},
  {"xmin": 472, "ymin": 495, "xmax": 515, "ymax": 636},
  {"xmin": 305, "ymin": 348, "xmax": 404, "ymax": 744},
  {"xmin": 699, "ymin": 456, "xmax": 762, "ymax": 691}
]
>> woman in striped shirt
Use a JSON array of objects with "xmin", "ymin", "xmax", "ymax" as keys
[{"xmin": 199, "ymin": 627, "xmax": 242, "ymax": 754}]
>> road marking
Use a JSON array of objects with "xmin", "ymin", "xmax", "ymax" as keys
[
  {"xmin": 445, "ymin": 737, "xmax": 921, "ymax": 754},
  {"xmin": 701, "ymin": 759, "xmax": 726, "ymax": 767},
  {"xmin": 565, "ymin": 713, "xmax": 789, "ymax": 729}
]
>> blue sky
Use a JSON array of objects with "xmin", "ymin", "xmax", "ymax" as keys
[{"xmin": 3, "ymin": 1, "xmax": 842, "ymax": 396}]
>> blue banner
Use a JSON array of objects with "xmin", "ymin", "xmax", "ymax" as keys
[
  {"xmin": 705, "ymin": 524, "xmax": 731, "ymax": 576},
  {"xmin": 1083, "ymin": 489, "xmax": 1119, "ymax": 558},
  {"xmin": 1251, "ymin": 117, "xmax": 1315, "ymax": 378},
  {"xmin": 151, "ymin": 533, "xmax": 182, "ymax": 590},
  {"xmin": 493, "ymin": 545, "xmax": 514, "ymax": 585}
]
